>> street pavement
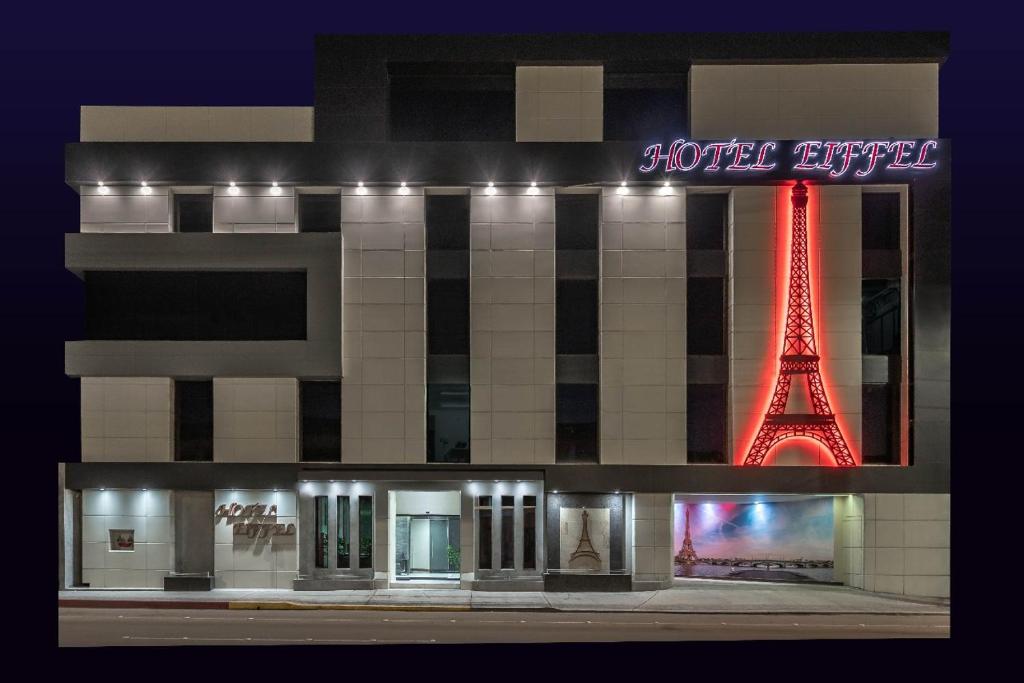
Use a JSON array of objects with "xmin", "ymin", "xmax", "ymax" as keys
[{"xmin": 59, "ymin": 607, "xmax": 950, "ymax": 645}]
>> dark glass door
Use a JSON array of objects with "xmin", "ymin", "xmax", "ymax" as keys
[{"xmin": 429, "ymin": 518, "xmax": 449, "ymax": 572}]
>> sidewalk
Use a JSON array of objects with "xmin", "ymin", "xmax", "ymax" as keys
[{"xmin": 59, "ymin": 579, "xmax": 949, "ymax": 615}]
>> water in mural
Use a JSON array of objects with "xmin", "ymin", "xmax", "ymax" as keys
[{"xmin": 673, "ymin": 498, "xmax": 834, "ymax": 583}]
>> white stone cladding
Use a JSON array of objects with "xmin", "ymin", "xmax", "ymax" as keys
[
  {"xmin": 214, "ymin": 489, "xmax": 298, "ymax": 589},
  {"xmin": 80, "ymin": 184, "xmax": 171, "ymax": 233},
  {"xmin": 516, "ymin": 66, "xmax": 604, "ymax": 142},
  {"xmin": 81, "ymin": 488, "xmax": 174, "ymax": 588},
  {"xmin": 80, "ymin": 106, "xmax": 314, "ymax": 142},
  {"xmin": 470, "ymin": 187, "xmax": 556, "ymax": 464},
  {"xmin": 213, "ymin": 378, "xmax": 298, "ymax": 462},
  {"xmin": 81, "ymin": 377, "xmax": 173, "ymax": 462},
  {"xmin": 341, "ymin": 187, "xmax": 426, "ymax": 463},
  {"xmin": 728, "ymin": 186, "xmax": 862, "ymax": 465},
  {"xmin": 689, "ymin": 63, "xmax": 939, "ymax": 139},
  {"xmin": 600, "ymin": 188, "xmax": 686, "ymax": 465},
  {"xmin": 213, "ymin": 185, "xmax": 296, "ymax": 233},
  {"xmin": 633, "ymin": 493, "xmax": 673, "ymax": 586}
]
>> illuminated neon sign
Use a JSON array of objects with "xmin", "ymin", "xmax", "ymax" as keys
[{"xmin": 639, "ymin": 139, "xmax": 939, "ymax": 178}]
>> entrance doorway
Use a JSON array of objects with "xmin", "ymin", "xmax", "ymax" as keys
[{"xmin": 392, "ymin": 491, "xmax": 461, "ymax": 582}]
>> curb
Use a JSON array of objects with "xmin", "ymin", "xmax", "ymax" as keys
[{"xmin": 58, "ymin": 599, "xmax": 947, "ymax": 616}]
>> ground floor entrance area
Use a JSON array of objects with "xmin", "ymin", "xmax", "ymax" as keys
[{"xmin": 392, "ymin": 491, "xmax": 460, "ymax": 582}]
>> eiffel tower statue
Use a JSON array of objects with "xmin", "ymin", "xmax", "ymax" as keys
[
  {"xmin": 743, "ymin": 181, "xmax": 856, "ymax": 467},
  {"xmin": 569, "ymin": 508, "xmax": 601, "ymax": 567},
  {"xmin": 674, "ymin": 504, "xmax": 698, "ymax": 566}
]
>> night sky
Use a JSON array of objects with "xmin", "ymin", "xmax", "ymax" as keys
[{"xmin": 1, "ymin": 3, "xmax": 1013, "ymax": 501}]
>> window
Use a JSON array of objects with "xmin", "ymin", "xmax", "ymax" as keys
[
  {"xmin": 358, "ymin": 496, "xmax": 373, "ymax": 569},
  {"xmin": 175, "ymin": 194, "xmax": 213, "ymax": 233},
  {"xmin": 426, "ymin": 195, "xmax": 471, "ymax": 250},
  {"xmin": 300, "ymin": 381, "xmax": 341, "ymax": 462},
  {"xmin": 686, "ymin": 384, "xmax": 726, "ymax": 464},
  {"xmin": 863, "ymin": 279, "xmax": 901, "ymax": 356},
  {"xmin": 523, "ymin": 496, "xmax": 536, "ymax": 570},
  {"xmin": 337, "ymin": 496, "xmax": 350, "ymax": 568},
  {"xmin": 687, "ymin": 277, "xmax": 725, "ymax": 355},
  {"xmin": 389, "ymin": 63, "xmax": 515, "ymax": 142},
  {"xmin": 314, "ymin": 496, "xmax": 329, "ymax": 569},
  {"xmin": 500, "ymin": 496, "xmax": 515, "ymax": 569},
  {"xmin": 862, "ymin": 383, "xmax": 900, "ymax": 465},
  {"xmin": 556, "ymin": 280, "xmax": 599, "ymax": 355},
  {"xmin": 427, "ymin": 384, "xmax": 470, "ymax": 463},
  {"xmin": 862, "ymin": 193, "xmax": 900, "ymax": 251},
  {"xmin": 555, "ymin": 194, "xmax": 599, "ymax": 251},
  {"xmin": 556, "ymin": 384, "xmax": 599, "ymax": 463},
  {"xmin": 686, "ymin": 194, "xmax": 727, "ymax": 251},
  {"xmin": 603, "ymin": 70, "xmax": 687, "ymax": 142},
  {"xmin": 85, "ymin": 271, "xmax": 307, "ymax": 341},
  {"xmin": 174, "ymin": 380, "xmax": 212, "ymax": 461},
  {"xmin": 427, "ymin": 280, "xmax": 470, "ymax": 355},
  {"xmin": 477, "ymin": 496, "xmax": 492, "ymax": 570},
  {"xmin": 298, "ymin": 194, "xmax": 340, "ymax": 233}
]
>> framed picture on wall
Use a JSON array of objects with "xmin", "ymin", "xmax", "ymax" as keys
[{"xmin": 108, "ymin": 529, "xmax": 135, "ymax": 551}]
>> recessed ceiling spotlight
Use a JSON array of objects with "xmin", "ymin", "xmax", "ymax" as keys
[
  {"xmin": 527, "ymin": 181, "xmax": 539, "ymax": 196},
  {"xmin": 398, "ymin": 182, "xmax": 410, "ymax": 196},
  {"xmin": 270, "ymin": 181, "xmax": 282, "ymax": 196},
  {"xmin": 616, "ymin": 181, "xmax": 629, "ymax": 195},
  {"xmin": 356, "ymin": 181, "xmax": 368, "ymax": 196},
  {"xmin": 228, "ymin": 181, "xmax": 240, "ymax": 196},
  {"xmin": 659, "ymin": 181, "xmax": 672, "ymax": 196},
  {"xmin": 97, "ymin": 181, "xmax": 110, "ymax": 195},
  {"xmin": 485, "ymin": 181, "xmax": 497, "ymax": 196},
  {"xmin": 140, "ymin": 181, "xmax": 152, "ymax": 195}
]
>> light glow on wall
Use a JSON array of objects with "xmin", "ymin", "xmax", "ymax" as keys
[
  {"xmin": 270, "ymin": 181, "xmax": 282, "ymax": 196},
  {"xmin": 228, "ymin": 181, "xmax": 240, "ymax": 196}
]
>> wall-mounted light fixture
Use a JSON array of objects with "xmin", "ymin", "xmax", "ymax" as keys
[
  {"xmin": 228, "ymin": 181, "xmax": 240, "ymax": 196},
  {"xmin": 97, "ymin": 181, "xmax": 110, "ymax": 196},
  {"xmin": 616, "ymin": 181, "xmax": 629, "ymax": 195},
  {"xmin": 485, "ymin": 181, "xmax": 497, "ymax": 196},
  {"xmin": 356, "ymin": 181, "xmax": 368, "ymax": 196},
  {"xmin": 658, "ymin": 181, "xmax": 672, "ymax": 196},
  {"xmin": 140, "ymin": 181, "xmax": 152, "ymax": 196},
  {"xmin": 270, "ymin": 181, "xmax": 282, "ymax": 196},
  {"xmin": 527, "ymin": 181, "xmax": 539, "ymax": 196},
  {"xmin": 398, "ymin": 182, "xmax": 410, "ymax": 196}
]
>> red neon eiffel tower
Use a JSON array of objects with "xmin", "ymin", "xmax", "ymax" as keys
[{"xmin": 742, "ymin": 182, "xmax": 856, "ymax": 467}]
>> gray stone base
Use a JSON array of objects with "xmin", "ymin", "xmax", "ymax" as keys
[
  {"xmin": 543, "ymin": 573, "xmax": 633, "ymax": 592},
  {"xmin": 632, "ymin": 578, "xmax": 673, "ymax": 591},
  {"xmin": 163, "ymin": 575, "xmax": 214, "ymax": 591},
  {"xmin": 471, "ymin": 577, "xmax": 545, "ymax": 592},
  {"xmin": 293, "ymin": 577, "xmax": 376, "ymax": 591}
]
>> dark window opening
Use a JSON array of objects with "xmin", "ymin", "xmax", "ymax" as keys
[
  {"xmin": 85, "ymin": 271, "xmax": 306, "ymax": 341},
  {"xmin": 298, "ymin": 193, "xmax": 341, "ymax": 233},
  {"xmin": 863, "ymin": 279, "xmax": 901, "ymax": 356},
  {"xmin": 175, "ymin": 194, "xmax": 213, "ymax": 233},
  {"xmin": 686, "ymin": 194, "xmax": 727, "ymax": 251},
  {"xmin": 604, "ymin": 86, "xmax": 687, "ymax": 141},
  {"xmin": 687, "ymin": 277, "xmax": 725, "ymax": 355},
  {"xmin": 477, "ymin": 497, "xmax": 492, "ymax": 570},
  {"xmin": 556, "ymin": 280, "xmax": 599, "ymax": 355},
  {"xmin": 556, "ymin": 384, "xmax": 599, "ymax": 463},
  {"xmin": 337, "ymin": 496, "xmax": 351, "ymax": 568},
  {"xmin": 300, "ymin": 380, "xmax": 341, "ymax": 462},
  {"xmin": 500, "ymin": 497, "xmax": 514, "ymax": 569},
  {"xmin": 523, "ymin": 497, "xmax": 536, "ymax": 570},
  {"xmin": 687, "ymin": 383, "xmax": 726, "ymax": 464},
  {"xmin": 426, "ymin": 194, "xmax": 471, "ymax": 250},
  {"xmin": 863, "ymin": 383, "xmax": 900, "ymax": 465},
  {"xmin": 358, "ymin": 496, "xmax": 373, "ymax": 569},
  {"xmin": 427, "ymin": 280, "xmax": 470, "ymax": 355},
  {"xmin": 314, "ymin": 496, "xmax": 329, "ymax": 569},
  {"xmin": 862, "ymin": 193, "xmax": 900, "ymax": 251},
  {"xmin": 389, "ymin": 63, "xmax": 515, "ymax": 142},
  {"xmin": 555, "ymin": 194, "xmax": 599, "ymax": 250},
  {"xmin": 174, "ymin": 380, "xmax": 212, "ymax": 462},
  {"xmin": 427, "ymin": 384, "xmax": 470, "ymax": 463}
]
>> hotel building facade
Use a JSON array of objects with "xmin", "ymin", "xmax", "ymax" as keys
[{"xmin": 58, "ymin": 33, "xmax": 950, "ymax": 597}]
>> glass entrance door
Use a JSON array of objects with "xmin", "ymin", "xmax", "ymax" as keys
[{"xmin": 395, "ymin": 514, "xmax": 460, "ymax": 581}]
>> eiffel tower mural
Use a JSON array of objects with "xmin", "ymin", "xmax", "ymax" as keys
[
  {"xmin": 568, "ymin": 508, "xmax": 602, "ymax": 570},
  {"xmin": 674, "ymin": 504, "xmax": 698, "ymax": 566},
  {"xmin": 742, "ymin": 181, "xmax": 856, "ymax": 467}
]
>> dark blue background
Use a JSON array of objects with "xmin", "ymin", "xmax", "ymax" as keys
[{"xmin": 5, "ymin": 0, "xmax": 1005, "ymax": 663}]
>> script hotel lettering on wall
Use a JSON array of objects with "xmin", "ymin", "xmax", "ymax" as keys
[
  {"xmin": 639, "ymin": 139, "xmax": 939, "ymax": 178},
  {"xmin": 215, "ymin": 501, "xmax": 296, "ymax": 539}
]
